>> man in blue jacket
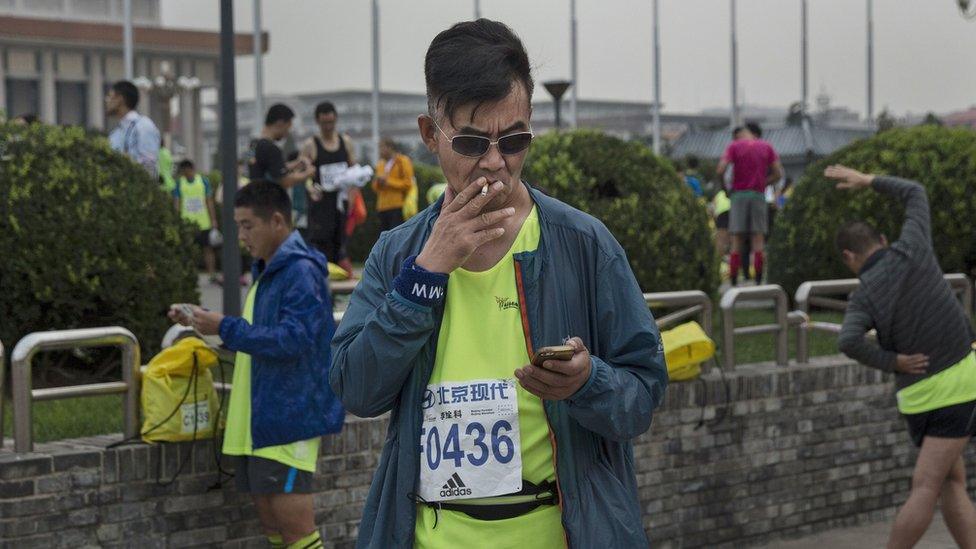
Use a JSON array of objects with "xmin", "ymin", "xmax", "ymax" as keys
[
  {"xmin": 173, "ymin": 181, "xmax": 344, "ymax": 549},
  {"xmin": 330, "ymin": 19, "xmax": 668, "ymax": 549}
]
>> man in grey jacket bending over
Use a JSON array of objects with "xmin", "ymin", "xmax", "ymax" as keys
[
  {"xmin": 329, "ymin": 18, "xmax": 667, "ymax": 549},
  {"xmin": 830, "ymin": 164, "xmax": 976, "ymax": 549}
]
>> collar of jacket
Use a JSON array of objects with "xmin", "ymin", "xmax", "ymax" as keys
[{"xmin": 252, "ymin": 230, "xmax": 328, "ymax": 281}]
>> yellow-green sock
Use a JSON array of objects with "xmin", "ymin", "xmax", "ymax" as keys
[
  {"xmin": 267, "ymin": 533, "xmax": 285, "ymax": 549},
  {"xmin": 286, "ymin": 530, "xmax": 323, "ymax": 549}
]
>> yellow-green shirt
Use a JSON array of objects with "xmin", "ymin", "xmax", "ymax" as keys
[
  {"xmin": 221, "ymin": 280, "xmax": 321, "ymax": 472},
  {"xmin": 414, "ymin": 207, "xmax": 566, "ymax": 549},
  {"xmin": 897, "ymin": 352, "xmax": 976, "ymax": 415}
]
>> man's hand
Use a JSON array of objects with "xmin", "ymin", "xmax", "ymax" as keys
[
  {"xmin": 515, "ymin": 338, "xmax": 592, "ymax": 401},
  {"xmin": 414, "ymin": 177, "xmax": 515, "ymax": 274},
  {"xmin": 376, "ymin": 175, "xmax": 388, "ymax": 188},
  {"xmin": 825, "ymin": 165, "xmax": 875, "ymax": 190},
  {"xmin": 895, "ymin": 353, "xmax": 929, "ymax": 375},
  {"xmin": 189, "ymin": 306, "xmax": 224, "ymax": 336},
  {"xmin": 167, "ymin": 305, "xmax": 193, "ymax": 327}
]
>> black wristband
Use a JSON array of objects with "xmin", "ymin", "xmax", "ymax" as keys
[{"xmin": 393, "ymin": 255, "xmax": 449, "ymax": 308}]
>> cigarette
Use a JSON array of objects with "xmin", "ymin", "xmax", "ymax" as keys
[{"xmin": 481, "ymin": 183, "xmax": 489, "ymax": 197}]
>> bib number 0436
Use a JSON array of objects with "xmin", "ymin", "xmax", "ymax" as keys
[{"xmin": 421, "ymin": 419, "xmax": 515, "ymax": 471}]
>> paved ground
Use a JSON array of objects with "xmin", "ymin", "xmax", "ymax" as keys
[{"xmin": 760, "ymin": 511, "xmax": 957, "ymax": 548}]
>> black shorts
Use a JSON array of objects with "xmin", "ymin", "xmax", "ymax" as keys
[
  {"xmin": 194, "ymin": 229, "xmax": 211, "ymax": 248},
  {"xmin": 232, "ymin": 455, "xmax": 314, "ymax": 494},
  {"xmin": 716, "ymin": 211, "xmax": 729, "ymax": 230},
  {"xmin": 903, "ymin": 399, "xmax": 976, "ymax": 447}
]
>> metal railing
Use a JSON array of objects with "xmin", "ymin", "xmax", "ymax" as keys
[
  {"xmin": 794, "ymin": 279, "xmax": 860, "ymax": 364},
  {"xmin": 644, "ymin": 291, "xmax": 713, "ymax": 337},
  {"xmin": 720, "ymin": 285, "xmax": 789, "ymax": 370},
  {"xmin": 794, "ymin": 274, "xmax": 973, "ymax": 363},
  {"xmin": 945, "ymin": 273, "xmax": 974, "ymax": 320},
  {"xmin": 11, "ymin": 327, "xmax": 141, "ymax": 453}
]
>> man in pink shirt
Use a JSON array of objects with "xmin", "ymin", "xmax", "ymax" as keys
[{"xmin": 716, "ymin": 125, "xmax": 784, "ymax": 284}]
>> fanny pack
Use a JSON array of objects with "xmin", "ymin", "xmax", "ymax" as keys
[{"xmin": 410, "ymin": 478, "xmax": 559, "ymax": 525}]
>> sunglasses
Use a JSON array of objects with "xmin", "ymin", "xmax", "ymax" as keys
[{"xmin": 432, "ymin": 118, "xmax": 534, "ymax": 158}]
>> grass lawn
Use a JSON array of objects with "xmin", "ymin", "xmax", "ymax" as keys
[
  {"xmin": 2, "ymin": 307, "xmax": 845, "ymax": 445},
  {"xmin": 2, "ymin": 394, "xmax": 123, "ymax": 444}
]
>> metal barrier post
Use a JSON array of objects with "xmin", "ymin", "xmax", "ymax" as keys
[
  {"xmin": 945, "ymin": 273, "xmax": 974, "ymax": 321},
  {"xmin": 794, "ymin": 279, "xmax": 859, "ymax": 364},
  {"xmin": 719, "ymin": 285, "xmax": 789, "ymax": 370},
  {"xmin": 644, "ymin": 290, "xmax": 713, "ymax": 337},
  {"xmin": 11, "ymin": 327, "xmax": 140, "ymax": 453}
]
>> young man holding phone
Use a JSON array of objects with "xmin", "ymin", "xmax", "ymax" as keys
[
  {"xmin": 170, "ymin": 181, "xmax": 344, "ymax": 549},
  {"xmin": 330, "ymin": 19, "xmax": 667, "ymax": 548}
]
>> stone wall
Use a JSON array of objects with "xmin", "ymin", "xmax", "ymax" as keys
[{"xmin": 1, "ymin": 356, "xmax": 973, "ymax": 548}]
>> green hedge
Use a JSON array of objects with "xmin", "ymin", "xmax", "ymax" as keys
[
  {"xmin": 521, "ymin": 130, "xmax": 718, "ymax": 294},
  {"xmin": 769, "ymin": 126, "xmax": 976, "ymax": 296},
  {"xmin": 0, "ymin": 123, "xmax": 200, "ymax": 373},
  {"xmin": 346, "ymin": 162, "xmax": 445, "ymax": 263}
]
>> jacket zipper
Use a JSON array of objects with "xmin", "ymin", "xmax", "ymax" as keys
[{"xmin": 514, "ymin": 260, "xmax": 570, "ymax": 548}]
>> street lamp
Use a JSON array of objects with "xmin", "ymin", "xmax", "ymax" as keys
[{"xmin": 543, "ymin": 80, "xmax": 572, "ymax": 131}]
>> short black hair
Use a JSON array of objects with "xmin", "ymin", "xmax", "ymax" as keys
[
  {"xmin": 112, "ymin": 80, "xmax": 140, "ymax": 110},
  {"xmin": 234, "ymin": 180, "xmax": 292, "ymax": 225},
  {"xmin": 265, "ymin": 103, "xmax": 295, "ymax": 126},
  {"xmin": 177, "ymin": 159, "xmax": 194, "ymax": 171},
  {"xmin": 17, "ymin": 113, "xmax": 38, "ymax": 124},
  {"xmin": 685, "ymin": 155, "xmax": 700, "ymax": 169},
  {"xmin": 380, "ymin": 136, "xmax": 398, "ymax": 151},
  {"xmin": 732, "ymin": 126, "xmax": 744, "ymax": 139},
  {"xmin": 425, "ymin": 19, "xmax": 533, "ymax": 124},
  {"xmin": 314, "ymin": 101, "xmax": 337, "ymax": 118},
  {"xmin": 835, "ymin": 221, "xmax": 883, "ymax": 255},
  {"xmin": 746, "ymin": 122, "xmax": 763, "ymax": 138}
]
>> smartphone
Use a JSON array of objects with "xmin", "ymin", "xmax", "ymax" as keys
[
  {"xmin": 532, "ymin": 345, "xmax": 575, "ymax": 367},
  {"xmin": 171, "ymin": 303, "xmax": 195, "ymax": 320}
]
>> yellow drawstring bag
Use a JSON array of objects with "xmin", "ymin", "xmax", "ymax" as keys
[
  {"xmin": 661, "ymin": 321, "xmax": 715, "ymax": 381},
  {"xmin": 328, "ymin": 261, "xmax": 351, "ymax": 280},
  {"xmin": 141, "ymin": 336, "xmax": 219, "ymax": 442}
]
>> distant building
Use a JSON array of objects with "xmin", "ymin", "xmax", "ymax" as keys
[
  {"xmin": 0, "ymin": 0, "xmax": 265, "ymax": 169},
  {"xmin": 203, "ymin": 89, "xmax": 732, "ymax": 165},
  {"xmin": 671, "ymin": 123, "xmax": 875, "ymax": 181},
  {"xmin": 944, "ymin": 107, "xmax": 976, "ymax": 129}
]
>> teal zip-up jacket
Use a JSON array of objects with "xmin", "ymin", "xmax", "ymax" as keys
[{"xmin": 330, "ymin": 184, "xmax": 668, "ymax": 548}]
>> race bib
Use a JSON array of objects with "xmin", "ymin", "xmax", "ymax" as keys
[
  {"xmin": 318, "ymin": 162, "xmax": 347, "ymax": 192},
  {"xmin": 180, "ymin": 401, "xmax": 211, "ymax": 434},
  {"xmin": 418, "ymin": 378, "xmax": 522, "ymax": 502},
  {"xmin": 184, "ymin": 197, "xmax": 204, "ymax": 214}
]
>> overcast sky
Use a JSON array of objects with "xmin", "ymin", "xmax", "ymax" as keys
[{"xmin": 161, "ymin": 0, "xmax": 976, "ymax": 117}]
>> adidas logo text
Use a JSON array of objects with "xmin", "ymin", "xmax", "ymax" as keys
[{"xmin": 440, "ymin": 472, "xmax": 472, "ymax": 498}]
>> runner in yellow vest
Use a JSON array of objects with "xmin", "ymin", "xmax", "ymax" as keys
[
  {"xmin": 158, "ymin": 139, "xmax": 176, "ymax": 193},
  {"xmin": 711, "ymin": 188, "xmax": 732, "ymax": 262},
  {"xmin": 174, "ymin": 159, "xmax": 220, "ymax": 284}
]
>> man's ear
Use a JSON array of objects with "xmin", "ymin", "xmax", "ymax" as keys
[
  {"xmin": 880, "ymin": 234, "xmax": 888, "ymax": 247},
  {"xmin": 841, "ymin": 250, "xmax": 856, "ymax": 266},
  {"xmin": 418, "ymin": 114, "xmax": 438, "ymax": 154},
  {"xmin": 273, "ymin": 211, "xmax": 289, "ymax": 231}
]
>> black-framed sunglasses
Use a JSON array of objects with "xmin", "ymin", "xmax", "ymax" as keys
[{"xmin": 432, "ymin": 118, "xmax": 534, "ymax": 158}]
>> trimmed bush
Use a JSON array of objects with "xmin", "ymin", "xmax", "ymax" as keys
[
  {"xmin": 769, "ymin": 126, "xmax": 976, "ymax": 297},
  {"xmin": 521, "ymin": 130, "xmax": 718, "ymax": 295},
  {"xmin": 0, "ymin": 123, "xmax": 200, "ymax": 375},
  {"xmin": 346, "ymin": 161, "xmax": 445, "ymax": 263}
]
